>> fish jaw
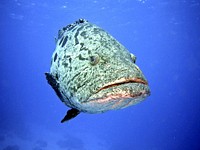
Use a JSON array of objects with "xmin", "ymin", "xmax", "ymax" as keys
[{"xmin": 79, "ymin": 78, "xmax": 150, "ymax": 113}]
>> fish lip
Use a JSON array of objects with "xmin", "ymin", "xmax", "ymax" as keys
[
  {"xmin": 96, "ymin": 77, "xmax": 148, "ymax": 93},
  {"xmin": 82, "ymin": 78, "xmax": 150, "ymax": 112}
]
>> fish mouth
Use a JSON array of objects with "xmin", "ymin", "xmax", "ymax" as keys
[
  {"xmin": 81, "ymin": 77, "xmax": 150, "ymax": 113},
  {"xmin": 96, "ymin": 77, "xmax": 148, "ymax": 93}
]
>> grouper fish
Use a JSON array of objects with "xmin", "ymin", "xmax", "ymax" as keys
[{"xmin": 45, "ymin": 19, "xmax": 150, "ymax": 123}]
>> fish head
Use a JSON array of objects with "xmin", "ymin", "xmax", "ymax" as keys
[{"xmin": 50, "ymin": 19, "xmax": 150, "ymax": 113}]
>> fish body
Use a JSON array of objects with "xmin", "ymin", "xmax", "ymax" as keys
[{"xmin": 45, "ymin": 19, "xmax": 150, "ymax": 122}]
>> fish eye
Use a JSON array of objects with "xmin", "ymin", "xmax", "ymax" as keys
[
  {"xmin": 130, "ymin": 53, "xmax": 136, "ymax": 63},
  {"xmin": 89, "ymin": 54, "xmax": 99, "ymax": 65}
]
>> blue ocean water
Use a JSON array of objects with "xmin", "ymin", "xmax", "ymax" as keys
[{"xmin": 0, "ymin": 0, "xmax": 200, "ymax": 150}]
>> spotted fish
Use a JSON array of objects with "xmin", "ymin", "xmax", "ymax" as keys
[{"xmin": 45, "ymin": 19, "xmax": 150, "ymax": 123}]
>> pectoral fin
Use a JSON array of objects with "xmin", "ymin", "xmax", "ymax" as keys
[
  {"xmin": 61, "ymin": 108, "xmax": 80, "ymax": 123},
  {"xmin": 45, "ymin": 72, "xmax": 65, "ymax": 102}
]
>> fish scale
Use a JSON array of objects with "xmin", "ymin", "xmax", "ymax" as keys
[{"xmin": 45, "ymin": 19, "xmax": 150, "ymax": 123}]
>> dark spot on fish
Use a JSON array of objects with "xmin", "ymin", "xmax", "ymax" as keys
[
  {"xmin": 71, "ymin": 86, "xmax": 77, "ymax": 93},
  {"xmin": 69, "ymin": 57, "xmax": 72, "ymax": 63},
  {"xmin": 62, "ymin": 62, "xmax": 68, "ymax": 68},
  {"xmin": 71, "ymin": 72, "xmax": 81, "ymax": 83},
  {"xmin": 64, "ymin": 55, "xmax": 71, "ymax": 59},
  {"xmin": 85, "ymin": 24, "xmax": 93, "ymax": 29},
  {"xmin": 80, "ymin": 43, "xmax": 84, "ymax": 48},
  {"xmin": 62, "ymin": 27, "xmax": 67, "ymax": 30},
  {"xmin": 74, "ymin": 26, "xmax": 84, "ymax": 45},
  {"xmin": 69, "ymin": 66, "xmax": 72, "ymax": 71},
  {"xmin": 66, "ymin": 78, "xmax": 71, "ymax": 85},
  {"xmin": 71, "ymin": 26, "xmax": 78, "ymax": 32},
  {"xmin": 80, "ymin": 48, "xmax": 88, "ymax": 51},
  {"xmin": 55, "ymin": 73, "xmax": 59, "ymax": 80},
  {"xmin": 80, "ymin": 43, "xmax": 89, "ymax": 51},
  {"xmin": 69, "ymin": 36, "xmax": 72, "ymax": 41},
  {"xmin": 76, "ymin": 80, "xmax": 87, "ymax": 90},
  {"xmin": 92, "ymin": 27, "xmax": 104, "ymax": 34},
  {"xmin": 80, "ymin": 31, "xmax": 87, "ymax": 37},
  {"xmin": 75, "ymin": 36, "xmax": 79, "ymax": 45},
  {"xmin": 54, "ymin": 53, "xmax": 57, "ymax": 62},
  {"xmin": 59, "ymin": 36, "xmax": 64, "ymax": 45},
  {"xmin": 57, "ymin": 56, "xmax": 62, "ymax": 67},
  {"xmin": 83, "ymin": 72, "xmax": 87, "ymax": 78},
  {"xmin": 79, "ymin": 54, "xmax": 88, "ymax": 60},
  {"xmin": 76, "ymin": 83, "xmax": 81, "ymax": 89},
  {"xmin": 58, "ymin": 29, "xmax": 64, "ymax": 39},
  {"xmin": 65, "ymin": 24, "xmax": 76, "ymax": 31},
  {"xmin": 61, "ymin": 36, "xmax": 68, "ymax": 47},
  {"xmin": 69, "ymin": 92, "xmax": 74, "ymax": 98}
]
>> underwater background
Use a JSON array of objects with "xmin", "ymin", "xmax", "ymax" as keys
[{"xmin": 0, "ymin": 0, "xmax": 200, "ymax": 150}]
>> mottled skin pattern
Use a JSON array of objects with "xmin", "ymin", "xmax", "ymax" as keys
[{"xmin": 46, "ymin": 19, "xmax": 150, "ymax": 116}]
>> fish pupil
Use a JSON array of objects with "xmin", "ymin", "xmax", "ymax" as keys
[{"xmin": 89, "ymin": 55, "xmax": 99, "ymax": 65}]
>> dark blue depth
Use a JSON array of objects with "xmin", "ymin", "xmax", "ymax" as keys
[{"xmin": 0, "ymin": 1, "xmax": 200, "ymax": 150}]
